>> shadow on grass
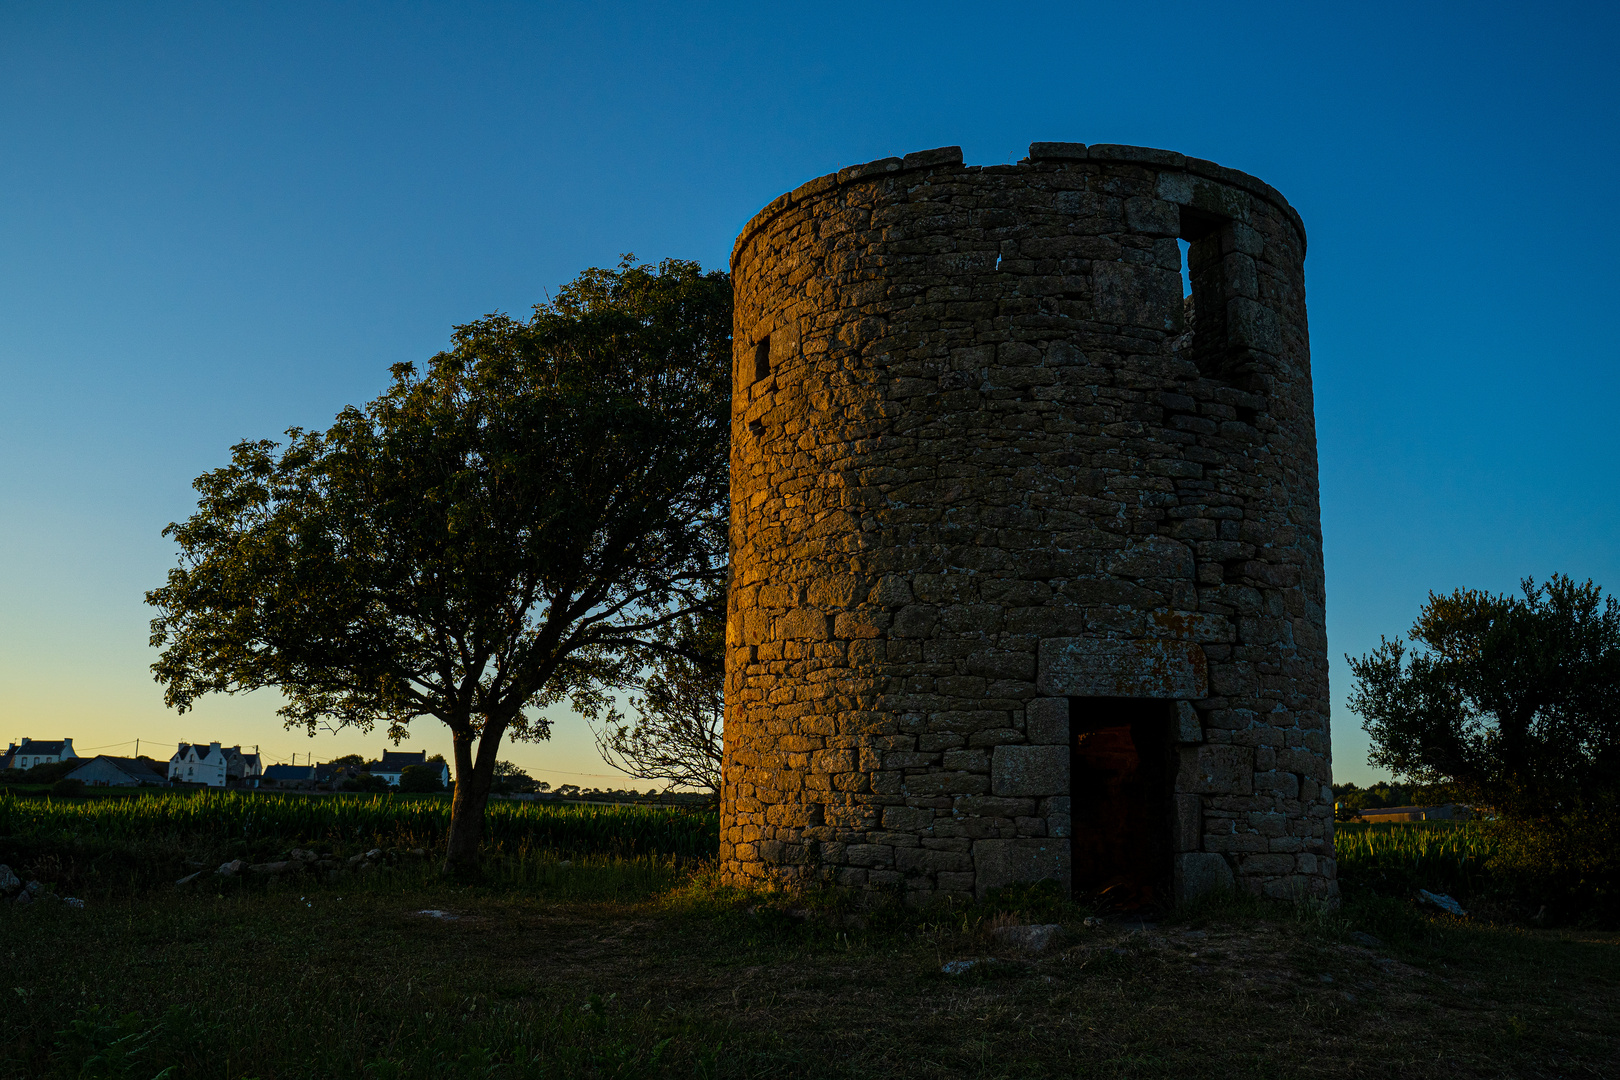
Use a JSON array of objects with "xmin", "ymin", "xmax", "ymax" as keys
[{"xmin": 7, "ymin": 856, "xmax": 1619, "ymax": 1080}]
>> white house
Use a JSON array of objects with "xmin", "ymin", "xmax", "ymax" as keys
[
  {"xmin": 2, "ymin": 738, "xmax": 77, "ymax": 771},
  {"xmin": 169, "ymin": 743, "xmax": 263, "ymax": 787},
  {"xmin": 66, "ymin": 755, "xmax": 167, "ymax": 787},
  {"xmin": 363, "ymin": 750, "xmax": 450, "ymax": 788}
]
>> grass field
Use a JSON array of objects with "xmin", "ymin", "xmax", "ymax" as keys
[
  {"xmin": 3, "ymin": 854, "xmax": 1618, "ymax": 1079},
  {"xmin": 3, "ymin": 795, "xmax": 1616, "ymax": 1078}
]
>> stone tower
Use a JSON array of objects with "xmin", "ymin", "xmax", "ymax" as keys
[{"xmin": 722, "ymin": 143, "xmax": 1333, "ymax": 905}]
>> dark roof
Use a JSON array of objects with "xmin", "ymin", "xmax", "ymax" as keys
[
  {"xmin": 114, "ymin": 756, "xmax": 166, "ymax": 781},
  {"xmin": 263, "ymin": 764, "xmax": 316, "ymax": 781},
  {"xmin": 67, "ymin": 756, "xmax": 166, "ymax": 784},
  {"xmin": 13, "ymin": 740, "xmax": 70, "ymax": 756},
  {"xmin": 377, "ymin": 750, "xmax": 427, "ymax": 770}
]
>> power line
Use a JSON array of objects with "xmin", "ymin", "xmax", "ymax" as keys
[{"xmin": 72, "ymin": 739, "xmax": 140, "ymax": 752}]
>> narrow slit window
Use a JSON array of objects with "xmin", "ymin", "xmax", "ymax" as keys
[
  {"xmin": 753, "ymin": 335, "xmax": 771, "ymax": 384},
  {"xmin": 1177, "ymin": 207, "xmax": 1239, "ymax": 383}
]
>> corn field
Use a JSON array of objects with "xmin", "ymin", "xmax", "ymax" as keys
[
  {"xmin": 0, "ymin": 791, "xmax": 719, "ymax": 859},
  {"xmin": 1333, "ymin": 820, "xmax": 1495, "ymax": 895},
  {"xmin": 1, "ymin": 791, "xmax": 1494, "ymax": 885}
]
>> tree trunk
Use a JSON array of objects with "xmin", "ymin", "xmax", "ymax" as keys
[{"xmin": 443, "ymin": 722, "xmax": 507, "ymax": 876}]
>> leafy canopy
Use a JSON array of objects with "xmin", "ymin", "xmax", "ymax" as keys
[
  {"xmin": 146, "ymin": 256, "xmax": 731, "ymax": 769},
  {"xmin": 1348, "ymin": 574, "xmax": 1620, "ymax": 818}
]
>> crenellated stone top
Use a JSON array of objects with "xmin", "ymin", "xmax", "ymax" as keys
[{"xmin": 730, "ymin": 143, "xmax": 1307, "ymax": 270}]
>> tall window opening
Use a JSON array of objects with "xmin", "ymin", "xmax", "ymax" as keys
[
  {"xmin": 1177, "ymin": 206, "xmax": 1236, "ymax": 382},
  {"xmin": 1068, "ymin": 697, "xmax": 1174, "ymax": 906},
  {"xmin": 753, "ymin": 335, "xmax": 771, "ymax": 384}
]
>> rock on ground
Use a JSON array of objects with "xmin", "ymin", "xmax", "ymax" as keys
[{"xmin": 991, "ymin": 924, "xmax": 1064, "ymax": 954}]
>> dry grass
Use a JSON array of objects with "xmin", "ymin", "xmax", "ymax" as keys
[{"xmin": 2, "ymin": 858, "xmax": 1617, "ymax": 1079}]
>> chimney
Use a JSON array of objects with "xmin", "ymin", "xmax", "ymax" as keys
[
  {"xmin": 62, "ymin": 738, "xmax": 73, "ymax": 754},
  {"xmin": 19, "ymin": 738, "xmax": 30, "ymax": 748},
  {"xmin": 210, "ymin": 741, "xmax": 221, "ymax": 753}
]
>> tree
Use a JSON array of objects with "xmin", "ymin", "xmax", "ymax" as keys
[
  {"xmin": 1347, "ymin": 574, "xmax": 1620, "ymax": 819},
  {"xmin": 327, "ymin": 754, "xmax": 365, "ymax": 770},
  {"xmin": 344, "ymin": 773, "xmax": 392, "ymax": 793},
  {"xmin": 491, "ymin": 760, "xmax": 538, "ymax": 794},
  {"xmin": 147, "ymin": 257, "xmax": 731, "ymax": 872},
  {"xmin": 21, "ymin": 760, "xmax": 83, "ymax": 786},
  {"xmin": 593, "ymin": 600, "xmax": 723, "ymax": 797},
  {"xmin": 398, "ymin": 763, "xmax": 446, "ymax": 792}
]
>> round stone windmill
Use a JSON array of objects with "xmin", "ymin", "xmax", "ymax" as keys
[{"xmin": 722, "ymin": 143, "xmax": 1333, "ymax": 906}]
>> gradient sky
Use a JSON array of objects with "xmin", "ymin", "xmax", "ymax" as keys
[{"xmin": 1, "ymin": 2, "xmax": 1615, "ymax": 788}]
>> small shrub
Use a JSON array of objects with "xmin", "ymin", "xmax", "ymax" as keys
[
  {"xmin": 1482, "ymin": 809, "xmax": 1620, "ymax": 925},
  {"xmin": 50, "ymin": 778, "xmax": 86, "ymax": 799}
]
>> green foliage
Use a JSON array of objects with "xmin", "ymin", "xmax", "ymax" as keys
[
  {"xmin": 144, "ymin": 256, "xmax": 731, "ymax": 866},
  {"xmin": 12, "ymin": 760, "xmax": 83, "ymax": 786},
  {"xmin": 1335, "ymin": 816, "xmax": 1620, "ymax": 925},
  {"xmin": 490, "ymin": 760, "xmax": 536, "ymax": 794},
  {"xmin": 1347, "ymin": 574, "xmax": 1620, "ymax": 819},
  {"xmin": 344, "ymin": 773, "xmax": 393, "ymax": 793},
  {"xmin": 398, "ymin": 763, "xmax": 445, "ymax": 793},
  {"xmin": 1334, "ymin": 821, "xmax": 1496, "ymax": 899},
  {"xmin": 48, "ymin": 1004, "xmax": 212, "ymax": 1080},
  {"xmin": 147, "ymin": 255, "xmax": 730, "ymax": 741},
  {"xmin": 1331, "ymin": 780, "xmax": 1463, "ymax": 812},
  {"xmin": 1348, "ymin": 574, "xmax": 1620, "ymax": 923},
  {"xmin": 1482, "ymin": 804, "xmax": 1620, "ymax": 925},
  {"xmin": 0, "ymin": 790, "xmax": 719, "ymax": 860},
  {"xmin": 49, "ymin": 778, "xmax": 86, "ymax": 799}
]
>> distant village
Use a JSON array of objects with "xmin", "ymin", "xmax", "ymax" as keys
[
  {"xmin": 0, "ymin": 736, "xmax": 706, "ymax": 804},
  {"xmin": 0, "ymin": 736, "xmax": 453, "ymax": 791}
]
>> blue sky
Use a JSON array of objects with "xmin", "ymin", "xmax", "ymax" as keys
[{"xmin": 1, "ymin": 2, "xmax": 1615, "ymax": 786}]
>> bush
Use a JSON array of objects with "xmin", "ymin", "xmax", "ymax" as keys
[
  {"xmin": 342, "ymin": 773, "xmax": 391, "ymax": 793},
  {"xmin": 397, "ymin": 764, "xmax": 443, "ymax": 793},
  {"xmin": 1482, "ymin": 808, "xmax": 1620, "ymax": 925},
  {"xmin": 23, "ymin": 760, "xmax": 84, "ymax": 786},
  {"xmin": 51, "ymin": 778, "xmax": 87, "ymax": 798}
]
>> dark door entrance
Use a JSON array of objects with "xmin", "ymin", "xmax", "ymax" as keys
[{"xmin": 1068, "ymin": 698, "xmax": 1173, "ymax": 906}]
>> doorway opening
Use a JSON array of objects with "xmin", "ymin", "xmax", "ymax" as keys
[{"xmin": 1068, "ymin": 697, "xmax": 1174, "ymax": 906}]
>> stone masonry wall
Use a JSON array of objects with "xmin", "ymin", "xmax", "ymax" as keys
[{"xmin": 722, "ymin": 143, "xmax": 1335, "ymax": 905}]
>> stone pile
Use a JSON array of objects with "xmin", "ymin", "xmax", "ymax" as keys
[
  {"xmin": 0, "ymin": 863, "xmax": 83, "ymax": 908},
  {"xmin": 194, "ymin": 846, "xmax": 428, "ymax": 885}
]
